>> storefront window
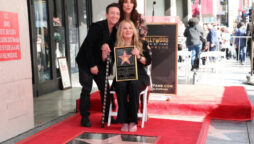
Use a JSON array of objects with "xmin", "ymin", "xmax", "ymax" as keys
[
  {"xmin": 34, "ymin": 0, "xmax": 52, "ymax": 82},
  {"xmin": 52, "ymin": 0, "xmax": 66, "ymax": 77},
  {"xmin": 67, "ymin": 0, "xmax": 79, "ymax": 73},
  {"xmin": 78, "ymin": 0, "xmax": 88, "ymax": 45}
]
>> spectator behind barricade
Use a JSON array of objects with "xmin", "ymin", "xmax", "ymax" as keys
[
  {"xmin": 216, "ymin": 25, "xmax": 222, "ymax": 50},
  {"xmin": 246, "ymin": 19, "xmax": 254, "ymax": 71},
  {"xmin": 229, "ymin": 28, "xmax": 236, "ymax": 59},
  {"xmin": 184, "ymin": 17, "xmax": 204, "ymax": 71},
  {"xmin": 178, "ymin": 22, "xmax": 186, "ymax": 62},
  {"xmin": 234, "ymin": 22, "xmax": 247, "ymax": 64},
  {"xmin": 207, "ymin": 24, "xmax": 218, "ymax": 51},
  {"xmin": 200, "ymin": 24, "xmax": 209, "ymax": 65},
  {"xmin": 202, "ymin": 24, "xmax": 209, "ymax": 52},
  {"xmin": 207, "ymin": 24, "xmax": 218, "ymax": 62},
  {"xmin": 220, "ymin": 27, "xmax": 231, "ymax": 59},
  {"xmin": 246, "ymin": 21, "xmax": 252, "ymax": 56}
]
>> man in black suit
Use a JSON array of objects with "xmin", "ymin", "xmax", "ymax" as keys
[{"xmin": 76, "ymin": 3, "xmax": 120, "ymax": 127}]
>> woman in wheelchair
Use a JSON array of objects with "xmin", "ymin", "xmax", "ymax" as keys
[{"xmin": 112, "ymin": 20, "xmax": 151, "ymax": 132}]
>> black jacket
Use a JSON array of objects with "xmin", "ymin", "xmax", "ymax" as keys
[
  {"xmin": 137, "ymin": 41, "xmax": 152, "ymax": 86},
  {"xmin": 76, "ymin": 20, "xmax": 115, "ymax": 70},
  {"xmin": 184, "ymin": 24, "xmax": 204, "ymax": 46}
]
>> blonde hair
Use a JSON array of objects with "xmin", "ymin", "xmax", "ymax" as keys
[{"xmin": 115, "ymin": 20, "xmax": 143, "ymax": 54}]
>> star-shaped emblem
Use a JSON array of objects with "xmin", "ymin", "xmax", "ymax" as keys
[
  {"xmin": 208, "ymin": 125, "xmax": 242, "ymax": 140},
  {"xmin": 74, "ymin": 135, "xmax": 154, "ymax": 144},
  {"xmin": 118, "ymin": 51, "xmax": 132, "ymax": 65}
]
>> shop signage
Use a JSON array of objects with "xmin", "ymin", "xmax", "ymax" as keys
[
  {"xmin": 0, "ymin": 11, "xmax": 21, "ymax": 61},
  {"xmin": 58, "ymin": 57, "xmax": 72, "ymax": 89}
]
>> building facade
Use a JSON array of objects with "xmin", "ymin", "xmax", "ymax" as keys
[
  {"xmin": 0, "ymin": 0, "xmax": 93, "ymax": 141},
  {"xmin": 0, "ymin": 0, "xmax": 191, "ymax": 142},
  {"xmin": 0, "ymin": 0, "xmax": 33, "ymax": 142}
]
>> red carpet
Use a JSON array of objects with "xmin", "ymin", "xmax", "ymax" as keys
[
  {"xmin": 18, "ymin": 85, "xmax": 253, "ymax": 144},
  {"xmin": 17, "ymin": 112, "xmax": 210, "ymax": 144},
  {"xmin": 148, "ymin": 85, "xmax": 254, "ymax": 120},
  {"xmin": 78, "ymin": 85, "xmax": 254, "ymax": 121}
]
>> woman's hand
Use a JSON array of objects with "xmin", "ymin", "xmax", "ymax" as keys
[
  {"xmin": 132, "ymin": 48, "xmax": 146, "ymax": 64},
  {"xmin": 132, "ymin": 48, "xmax": 140, "ymax": 58}
]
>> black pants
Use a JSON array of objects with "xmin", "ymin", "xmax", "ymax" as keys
[
  {"xmin": 78, "ymin": 65, "xmax": 110, "ymax": 120},
  {"xmin": 115, "ymin": 80, "xmax": 146, "ymax": 124}
]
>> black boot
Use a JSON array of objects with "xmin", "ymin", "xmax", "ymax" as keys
[
  {"xmin": 194, "ymin": 58, "xmax": 199, "ymax": 69},
  {"xmin": 191, "ymin": 65, "xmax": 195, "ymax": 71},
  {"xmin": 202, "ymin": 57, "xmax": 206, "ymax": 65},
  {"xmin": 81, "ymin": 116, "xmax": 91, "ymax": 127}
]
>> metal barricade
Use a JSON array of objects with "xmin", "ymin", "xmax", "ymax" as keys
[{"xmin": 232, "ymin": 35, "xmax": 252, "ymax": 62}]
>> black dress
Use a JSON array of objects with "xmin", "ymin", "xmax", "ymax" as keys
[{"xmin": 114, "ymin": 41, "xmax": 152, "ymax": 124}]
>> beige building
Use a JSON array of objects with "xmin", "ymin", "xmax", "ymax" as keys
[{"xmin": 0, "ymin": 0, "xmax": 192, "ymax": 142}]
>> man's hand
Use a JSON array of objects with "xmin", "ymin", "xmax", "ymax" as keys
[
  {"xmin": 90, "ymin": 66, "xmax": 99, "ymax": 75},
  {"xmin": 102, "ymin": 52, "xmax": 108, "ymax": 61},
  {"xmin": 101, "ymin": 44, "xmax": 111, "ymax": 53}
]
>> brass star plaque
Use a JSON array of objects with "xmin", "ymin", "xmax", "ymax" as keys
[{"xmin": 114, "ymin": 46, "xmax": 138, "ymax": 82}]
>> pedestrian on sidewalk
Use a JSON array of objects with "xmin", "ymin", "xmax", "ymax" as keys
[{"xmin": 184, "ymin": 17, "xmax": 204, "ymax": 71}]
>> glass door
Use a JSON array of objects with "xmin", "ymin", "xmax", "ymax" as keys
[
  {"xmin": 29, "ymin": 0, "xmax": 66, "ymax": 96},
  {"xmin": 51, "ymin": 0, "xmax": 67, "ymax": 79},
  {"xmin": 28, "ymin": 0, "xmax": 91, "ymax": 96},
  {"xmin": 34, "ymin": 0, "xmax": 52, "ymax": 83},
  {"xmin": 77, "ymin": 0, "xmax": 89, "ymax": 45},
  {"xmin": 29, "ymin": 0, "xmax": 59, "ymax": 96},
  {"xmin": 66, "ymin": 0, "xmax": 79, "ymax": 73}
]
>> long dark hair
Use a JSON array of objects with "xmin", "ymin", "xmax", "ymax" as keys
[{"xmin": 118, "ymin": 0, "xmax": 140, "ymax": 27}]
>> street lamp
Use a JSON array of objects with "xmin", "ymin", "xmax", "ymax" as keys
[{"xmin": 152, "ymin": 1, "xmax": 156, "ymax": 16}]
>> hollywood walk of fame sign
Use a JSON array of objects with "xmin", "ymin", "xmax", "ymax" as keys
[
  {"xmin": 114, "ymin": 46, "xmax": 138, "ymax": 82},
  {"xmin": 146, "ymin": 23, "xmax": 178, "ymax": 95}
]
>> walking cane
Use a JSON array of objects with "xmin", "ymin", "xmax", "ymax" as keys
[{"xmin": 101, "ymin": 54, "xmax": 110, "ymax": 128}]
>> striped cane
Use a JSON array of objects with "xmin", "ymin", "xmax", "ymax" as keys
[{"xmin": 101, "ymin": 54, "xmax": 110, "ymax": 128}]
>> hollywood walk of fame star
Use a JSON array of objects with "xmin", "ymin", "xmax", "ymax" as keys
[
  {"xmin": 74, "ymin": 135, "xmax": 154, "ymax": 144},
  {"xmin": 118, "ymin": 51, "xmax": 132, "ymax": 65},
  {"xmin": 208, "ymin": 125, "xmax": 242, "ymax": 140}
]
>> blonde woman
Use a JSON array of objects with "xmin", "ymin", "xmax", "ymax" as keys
[{"xmin": 112, "ymin": 20, "xmax": 151, "ymax": 132}]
